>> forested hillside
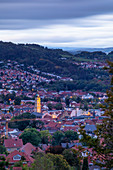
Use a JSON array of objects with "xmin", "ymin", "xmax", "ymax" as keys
[{"xmin": 0, "ymin": 41, "xmax": 113, "ymax": 91}]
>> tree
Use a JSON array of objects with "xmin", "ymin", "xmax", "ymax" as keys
[
  {"xmin": 14, "ymin": 96, "xmax": 21, "ymax": 105},
  {"xmin": 35, "ymin": 120, "xmax": 44, "ymax": 130},
  {"xmin": 65, "ymin": 96, "xmax": 70, "ymax": 107},
  {"xmin": 14, "ymin": 112, "xmax": 36, "ymax": 119},
  {"xmin": 40, "ymin": 130, "xmax": 52, "ymax": 144},
  {"xmin": 55, "ymin": 103, "xmax": 63, "ymax": 110},
  {"xmin": 31, "ymin": 153, "xmax": 55, "ymax": 170},
  {"xmin": 19, "ymin": 128, "xmax": 41, "ymax": 146},
  {"xmin": 64, "ymin": 130, "xmax": 78, "ymax": 143},
  {"xmin": 47, "ymin": 103, "xmax": 53, "ymax": 110},
  {"xmin": 83, "ymin": 102, "xmax": 88, "ymax": 111},
  {"xmin": 9, "ymin": 112, "xmax": 37, "ymax": 131},
  {"xmin": 0, "ymin": 145, "xmax": 7, "ymax": 154},
  {"xmin": 79, "ymin": 61, "xmax": 113, "ymax": 169},
  {"xmin": 52, "ymin": 131, "xmax": 64, "ymax": 146},
  {"xmin": 62, "ymin": 149, "xmax": 80, "ymax": 169},
  {"xmin": 9, "ymin": 106, "xmax": 14, "ymax": 117},
  {"xmin": 82, "ymin": 157, "xmax": 89, "ymax": 170},
  {"xmin": 47, "ymin": 153, "xmax": 70, "ymax": 170},
  {"xmin": 0, "ymin": 156, "xmax": 9, "ymax": 170}
]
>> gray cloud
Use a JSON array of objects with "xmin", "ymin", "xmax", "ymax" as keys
[
  {"xmin": 0, "ymin": 0, "xmax": 113, "ymax": 30},
  {"xmin": 0, "ymin": 0, "xmax": 113, "ymax": 48},
  {"xmin": 0, "ymin": 0, "xmax": 113, "ymax": 20}
]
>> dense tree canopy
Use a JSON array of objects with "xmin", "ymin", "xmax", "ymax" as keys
[
  {"xmin": 19, "ymin": 128, "xmax": 41, "ymax": 146},
  {"xmin": 40, "ymin": 130, "xmax": 52, "ymax": 144},
  {"xmin": 62, "ymin": 149, "xmax": 80, "ymax": 169},
  {"xmin": 64, "ymin": 130, "xmax": 78, "ymax": 143},
  {"xmin": 52, "ymin": 131, "xmax": 65, "ymax": 146}
]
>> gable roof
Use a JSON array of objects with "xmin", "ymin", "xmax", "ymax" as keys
[
  {"xmin": 6, "ymin": 150, "xmax": 34, "ymax": 163},
  {"xmin": 20, "ymin": 143, "xmax": 36, "ymax": 157},
  {"xmin": 4, "ymin": 138, "xmax": 23, "ymax": 148}
]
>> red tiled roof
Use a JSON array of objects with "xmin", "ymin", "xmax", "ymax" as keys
[
  {"xmin": 6, "ymin": 150, "xmax": 34, "ymax": 163},
  {"xmin": 20, "ymin": 143, "xmax": 36, "ymax": 157},
  {"xmin": 4, "ymin": 138, "xmax": 23, "ymax": 148},
  {"xmin": 63, "ymin": 126, "xmax": 77, "ymax": 131},
  {"xmin": 13, "ymin": 167, "xmax": 22, "ymax": 170}
]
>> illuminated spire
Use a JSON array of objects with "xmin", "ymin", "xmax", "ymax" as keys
[{"xmin": 34, "ymin": 93, "xmax": 41, "ymax": 113}]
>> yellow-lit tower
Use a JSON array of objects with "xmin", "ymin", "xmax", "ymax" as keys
[{"xmin": 34, "ymin": 94, "xmax": 41, "ymax": 113}]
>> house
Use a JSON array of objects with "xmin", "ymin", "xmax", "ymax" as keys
[
  {"xmin": 4, "ymin": 138, "xmax": 23, "ymax": 153},
  {"xmin": 6, "ymin": 150, "xmax": 34, "ymax": 166},
  {"xmin": 20, "ymin": 143, "xmax": 36, "ymax": 157},
  {"xmin": 82, "ymin": 94, "xmax": 94, "ymax": 100}
]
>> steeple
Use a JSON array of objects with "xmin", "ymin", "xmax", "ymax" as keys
[{"xmin": 34, "ymin": 93, "xmax": 41, "ymax": 113}]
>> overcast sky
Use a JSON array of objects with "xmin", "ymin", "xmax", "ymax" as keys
[{"xmin": 0, "ymin": 0, "xmax": 113, "ymax": 48}]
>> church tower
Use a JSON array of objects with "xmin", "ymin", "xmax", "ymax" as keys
[{"xmin": 34, "ymin": 94, "xmax": 41, "ymax": 113}]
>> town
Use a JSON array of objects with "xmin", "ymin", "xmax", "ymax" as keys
[
  {"xmin": 0, "ymin": 59, "xmax": 111, "ymax": 170},
  {"xmin": 0, "ymin": 0, "xmax": 113, "ymax": 169}
]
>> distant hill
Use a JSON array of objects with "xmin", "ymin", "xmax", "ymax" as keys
[
  {"xmin": 62, "ymin": 47, "xmax": 113, "ymax": 55},
  {"xmin": 0, "ymin": 41, "xmax": 113, "ymax": 92}
]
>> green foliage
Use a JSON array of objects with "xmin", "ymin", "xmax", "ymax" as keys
[
  {"xmin": 14, "ymin": 112, "xmax": 36, "ymax": 119},
  {"xmin": 47, "ymin": 103, "xmax": 53, "ymax": 110},
  {"xmin": 40, "ymin": 130, "xmax": 52, "ymax": 144},
  {"xmin": 14, "ymin": 96, "xmax": 21, "ymax": 105},
  {"xmin": 9, "ymin": 106, "xmax": 14, "ymax": 113},
  {"xmin": 55, "ymin": 103, "xmax": 63, "ymax": 110},
  {"xmin": 0, "ymin": 145, "xmax": 7, "ymax": 154},
  {"xmin": 65, "ymin": 96, "xmax": 70, "ymax": 107},
  {"xmin": 64, "ymin": 130, "xmax": 78, "ymax": 143},
  {"xmin": 9, "ymin": 120, "xmax": 30, "ymax": 131},
  {"xmin": 52, "ymin": 131, "xmax": 65, "ymax": 146},
  {"xmin": 32, "ymin": 152, "xmax": 73, "ymax": 170},
  {"xmin": 47, "ymin": 153, "xmax": 70, "ymax": 170},
  {"xmin": 82, "ymin": 157, "xmax": 89, "ymax": 170},
  {"xmin": 62, "ymin": 149, "xmax": 80, "ymax": 169},
  {"xmin": 19, "ymin": 128, "xmax": 41, "ymax": 146},
  {"xmin": 0, "ymin": 156, "xmax": 9, "ymax": 170},
  {"xmin": 13, "ymin": 161, "xmax": 23, "ymax": 167},
  {"xmin": 31, "ymin": 153, "xmax": 55, "ymax": 170},
  {"xmin": 51, "ymin": 130, "xmax": 78, "ymax": 146},
  {"xmin": 33, "ymin": 120, "xmax": 44, "ymax": 130},
  {"xmin": 9, "ymin": 112, "xmax": 36, "ymax": 131}
]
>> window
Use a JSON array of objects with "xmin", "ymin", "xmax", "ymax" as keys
[
  {"xmin": 7, "ymin": 148, "xmax": 11, "ymax": 151},
  {"xmin": 13, "ymin": 154, "xmax": 21, "ymax": 160}
]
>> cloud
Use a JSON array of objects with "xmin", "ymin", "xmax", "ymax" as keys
[
  {"xmin": 0, "ymin": 14, "xmax": 113, "ymax": 48},
  {"xmin": 0, "ymin": 0, "xmax": 113, "ymax": 30},
  {"xmin": 0, "ymin": 0, "xmax": 113, "ymax": 47},
  {"xmin": 0, "ymin": 0, "xmax": 113, "ymax": 21}
]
